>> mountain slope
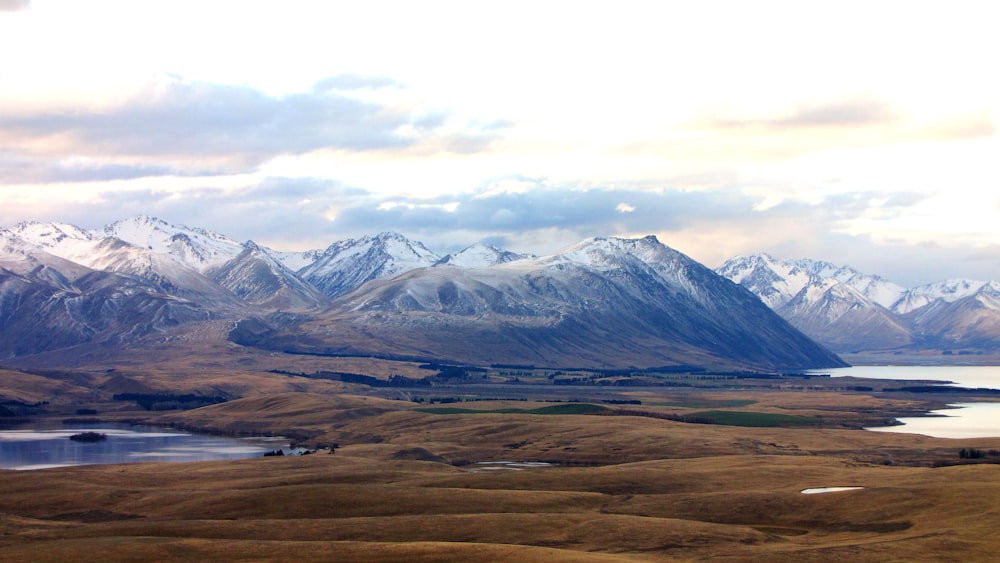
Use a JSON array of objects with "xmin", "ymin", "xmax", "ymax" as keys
[
  {"xmin": 239, "ymin": 236, "xmax": 845, "ymax": 370},
  {"xmin": 0, "ymin": 264, "xmax": 218, "ymax": 359},
  {"xmin": 207, "ymin": 242, "xmax": 329, "ymax": 311},
  {"xmin": 903, "ymin": 282, "xmax": 1000, "ymax": 350}
]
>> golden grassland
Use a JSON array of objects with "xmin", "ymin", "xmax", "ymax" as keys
[{"xmin": 3, "ymin": 348, "xmax": 1000, "ymax": 561}]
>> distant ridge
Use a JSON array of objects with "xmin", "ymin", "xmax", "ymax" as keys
[{"xmin": 717, "ymin": 254, "xmax": 1000, "ymax": 356}]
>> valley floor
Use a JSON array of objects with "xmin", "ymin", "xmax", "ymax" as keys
[{"xmin": 3, "ymin": 349, "xmax": 1000, "ymax": 560}]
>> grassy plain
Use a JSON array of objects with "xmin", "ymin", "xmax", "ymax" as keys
[{"xmin": 3, "ymin": 343, "xmax": 1000, "ymax": 561}]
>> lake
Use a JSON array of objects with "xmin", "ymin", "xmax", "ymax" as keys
[
  {"xmin": 0, "ymin": 423, "xmax": 297, "ymax": 471},
  {"xmin": 816, "ymin": 365, "xmax": 1000, "ymax": 389},
  {"xmin": 865, "ymin": 403, "xmax": 1000, "ymax": 439},
  {"xmin": 810, "ymin": 365, "xmax": 1000, "ymax": 439}
]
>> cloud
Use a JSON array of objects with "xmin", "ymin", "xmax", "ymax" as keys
[
  {"xmin": 0, "ymin": 0, "xmax": 29, "ymax": 11},
  {"xmin": 312, "ymin": 74, "xmax": 402, "ymax": 92},
  {"xmin": 659, "ymin": 97, "xmax": 995, "ymax": 163},
  {"xmin": 0, "ymin": 74, "xmax": 495, "ymax": 178},
  {"xmin": 327, "ymin": 180, "xmax": 765, "ymax": 253},
  {"xmin": 0, "ymin": 177, "xmax": 376, "ymax": 251},
  {"xmin": 0, "ymin": 75, "xmax": 406, "ymax": 164},
  {"xmin": 0, "ymin": 153, "xmax": 203, "ymax": 183},
  {"xmin": 714, "ymin": 98, "xmax": 899, "ymax": 130}
]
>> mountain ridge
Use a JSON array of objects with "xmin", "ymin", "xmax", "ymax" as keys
[
  {"xmin": 717, "ymin": 253, "xmax": 1000, "ymax": 355},
  {"xmin": 0, "ymin": 217, "xmax": 846, "ymax": 370}
]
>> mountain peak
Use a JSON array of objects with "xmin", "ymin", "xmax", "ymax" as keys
[
  {"xmin": 300, "ymin": 231, "xmax": 440, "ymax": 299},
  {"xmin": 100, "ymin": 216, "xmax": 244, "ymax": 272},
  {"xmin": 434, "ymin": 242, "xmax": 529, "ymax": 268}
]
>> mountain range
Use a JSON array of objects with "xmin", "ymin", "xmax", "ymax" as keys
[
  {"xmin": 234, "ymin": 235, "xmax": 842, "ymax": 370},
  {"xmin": 0, "ymin": 215, "xmax": 850, "ymax": 371},
  {"xmin": 5, "ymin": 215, "xmax": 994, "ymax": 370},
  {"xmin": 717, "ymin": 254, "xmax": 1000, "ymax": 355}
]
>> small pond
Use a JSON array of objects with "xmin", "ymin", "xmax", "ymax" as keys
[
  {"xmin": 0, "ymin": 423, "xmax": 298, "ymax": 471},
  {"xmin": 801, "ymin": 487, "xmax": 864, "ymax": 494}
]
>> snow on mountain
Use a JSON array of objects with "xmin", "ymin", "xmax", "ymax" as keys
[
  {"xmin": 892, "ymin": 279, "xmax": 990, "ymax": 314},
  {"xmin": 718, "ymin": 254, "xmax": 906, "ymax": 311},
  {"xmin": 718, "ymin": 254, "xmax": 1000, "ymax": 354},
  {"xmin": 208, "ymin": 241, "xmax": 329, "ymax": 311},
  {"xmin": 717, "ymin": 254, "xmax": 905, "ymax": 351},
  {"xmin": 269, "ymin": 248, "xmax": 324, "ymax": 273},
  {"xmin": 903, "ymin": 281, "xmax": 1000, "ymax": 350},
  {"xmin": 715, "ymin": 253, "xmax": 814, "ymax": 308},
  {"xmin": 434, "ymin": 243, "xmax": 530, "ymax": 268},
  {"xmin": 777, "ymin": 277, "xmax": 912, "ymax": 351},
  {"xmin": 6, "ymin": 220, "xmax": 94, "ymax": 248},
  {"xmin": 100, "ymin": 215, "xmax": 244, "ymax": 272},
  {"xmin": 298, "ymin": 232, "xmax": 440, "ymax": 298},
  {"xmin": 720, "ymin": 254, "xmax": 907, "ymax": 310},
  {"xmin": 5, "ymin": 221, "xmax": 98, "ymax": 264},
  {"xmin": 0, "ymin": 230, "xmax": 94, "ymax": 288},
  {"xmin": 2, "ymin": 222, "xmax": 242, "ymax": 303},
  {"xmin": 5, "ymin": 216, "xmax": 247, "ymax": 281}
]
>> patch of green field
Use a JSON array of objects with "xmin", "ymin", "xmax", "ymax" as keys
[
  {"xmin": 415, "ymin": 404, "xmax": 609, "ymax": 415},
  {"xmin": 686, "ymin": 410, "xmax": 820, "ymax": 427}
]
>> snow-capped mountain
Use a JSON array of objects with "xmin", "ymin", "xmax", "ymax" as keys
[
  {"xmin": 717, "ymin": 254, "xmax": 905, "ymax": 310},
  {"xmin": 718, "ymin": 254, "xmax": 1000, "ymax": 354},
  {"xmin": 99, "ymin": 215, "xmax": 245, "ymax": 272},
  {"xmin": 0, "ymin": 229, "xmax": 93, "ymax": 287},
  {"xmin": 3, "ymin": 220, "xmax": 245, "ymax": 304},
  {"xmin": 434, "ymin": 243, "xmax": 531, "ymax": 268},
  {"xmin": 892, "ymin": 279, "xmax": 992, "ymax": 314},
  {"xmin": 5, "ymin": 221, "xmax": 94, "ymax": 251},
  {"xmin": 246, "ymin": 236, "xmax": 845, "ymax": 371},
  {"xmin": 904, "ymin": 281, "xmax": 1000, "ymax": 349},
  {"xmin": 208, "ymin": 241, "xmax": 329, "ymax": 311},
  {"xmin": 297, "ymin": 232, "xmax": 441, "ymax": 298}
]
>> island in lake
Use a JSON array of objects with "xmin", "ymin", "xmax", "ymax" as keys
[{"xmin": 68, "ymin": 432, "xmax": 107, "ymax": 443}]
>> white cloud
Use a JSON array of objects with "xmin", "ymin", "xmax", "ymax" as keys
[{"xmin": 0, "ymin": 0, "xmax": 29, "ymax": 11}]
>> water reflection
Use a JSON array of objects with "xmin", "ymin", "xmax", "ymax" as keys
[{"xmin": 0, "ymin": 423, "xmax": 294, "ymax": 470}]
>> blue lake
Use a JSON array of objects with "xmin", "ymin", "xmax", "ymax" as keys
[{"xmin": 0, "ymin": 423, "xmax": 295, "ymax": 471}]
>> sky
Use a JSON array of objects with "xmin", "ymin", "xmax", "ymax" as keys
[{"xmin": 0, "ymin": 0, "xmax": 998, "ymax": 287}]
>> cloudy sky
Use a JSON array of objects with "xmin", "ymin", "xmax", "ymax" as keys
[{"xmin": 1, "ymin": 1, "xmax": 998, "ymax": 286}]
